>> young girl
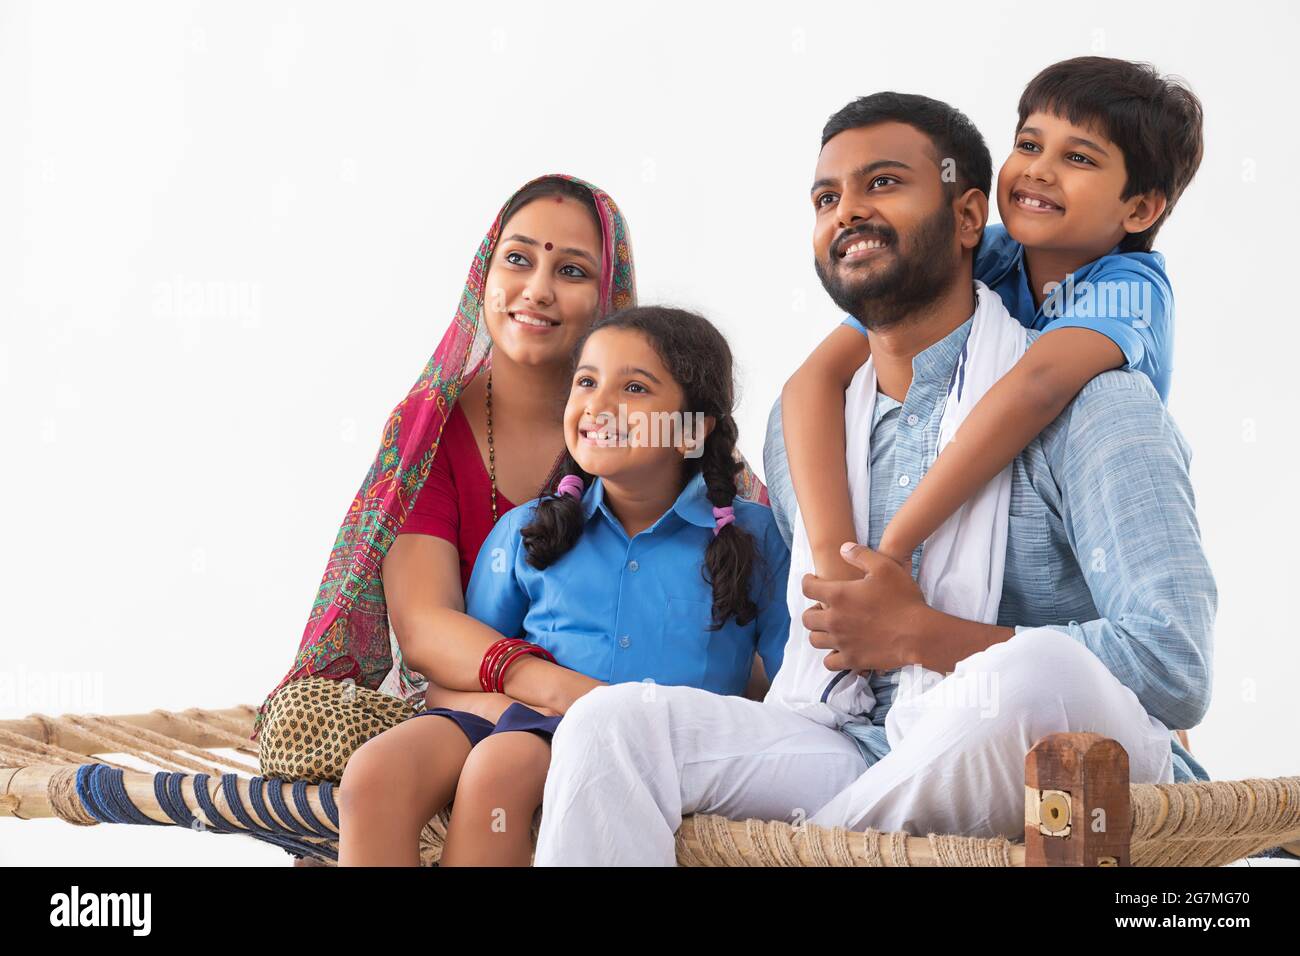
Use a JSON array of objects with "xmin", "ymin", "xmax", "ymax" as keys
[{"xmin": 338, "ymin": 305, "xmax": 790, "ymax": 866}]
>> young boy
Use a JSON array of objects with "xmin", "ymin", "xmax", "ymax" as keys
[{"xmin": 785, "ymin": 56, "xmax": 1205, "ymax": 582}]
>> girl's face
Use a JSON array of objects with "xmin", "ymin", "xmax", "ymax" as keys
[
  {"xmin": 565, "ymin": 327, "xmax": 706, "ymax": 485},
  {"xmin": 482, "ymin": 195, "xmax": 604, "ymax": 369}
]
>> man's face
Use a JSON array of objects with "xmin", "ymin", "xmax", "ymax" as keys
[{"xmin": 811, "ymin": 122, "xmax": 964, "ymax": 329}]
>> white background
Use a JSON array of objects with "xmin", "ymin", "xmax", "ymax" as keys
[{"xmin": 2, "ymin": 0, "xmax": 1296, "ymax": 866}]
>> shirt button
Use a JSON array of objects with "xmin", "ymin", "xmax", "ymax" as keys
[
  {"xmin": 907, "ymin": 413, "xmax": 919, "ymax": 426},
  {"xmin": 618, "ymin": 635, "xmax": 631, "ymax": 648},
  {"xmin": 898, "ymin": 474, "xmax": 910, "ymax": 487},
  {"xmin": 626, "ymin": 559, "xmax": 639, "ymax": 572}
]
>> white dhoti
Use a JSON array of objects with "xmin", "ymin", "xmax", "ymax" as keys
[{"xmin": 533, "ymin": 626, "xmax": 1175, "ymax": 866}]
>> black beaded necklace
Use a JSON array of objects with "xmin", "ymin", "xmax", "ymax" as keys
[{"xmin": 485, "ymin": 368, "xmax": 498, "ymax": 524}]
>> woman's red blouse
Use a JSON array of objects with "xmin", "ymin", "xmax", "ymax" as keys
[{"xmin": 397, "ymin": 402, "xmax": 517, "ymax": 593}]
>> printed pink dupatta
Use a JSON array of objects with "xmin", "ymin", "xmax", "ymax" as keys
[{"xmin": 251, "ymin": 173, "xmax": 766, "ymax": 741}]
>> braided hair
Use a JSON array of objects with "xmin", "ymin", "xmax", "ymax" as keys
[{"xmin": 520, "ymin": 306, "xmax": 761, "ymax": 629}]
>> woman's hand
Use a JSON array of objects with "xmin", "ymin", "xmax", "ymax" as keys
[{"xmin": 546, "ymin": 671, "xmax": 608, "ymax": 715}]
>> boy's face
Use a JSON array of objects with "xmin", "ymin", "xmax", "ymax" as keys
[{"xmin": 997, "ymin": 110, "xmax": 1142, "ymax": 259}]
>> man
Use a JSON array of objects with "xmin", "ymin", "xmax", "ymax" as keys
[{"xmin": 531, "ymin": 93, "xmax": 1215, "ymax": 866}]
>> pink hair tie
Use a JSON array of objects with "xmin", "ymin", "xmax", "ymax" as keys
[
  {"xmin": 556, "ymin": 474, "xmax": 585, "ymax": 500},
  {"xmin": 712, "ymin": 505, "xmax": 735, "ymax": 536}
]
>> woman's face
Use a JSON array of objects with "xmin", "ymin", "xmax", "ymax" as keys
[
  {"xmin": 482, "ymin": 195, "xmax": 604, "ymax": 369},
  {"xmin": 565, "ymin": 327, "xmax": 706, "ymax": 486}
]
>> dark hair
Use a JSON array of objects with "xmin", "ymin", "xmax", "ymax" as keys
[
  {"xmin": 1017, "ymin": 56, "xmax": 1204, "ymax": 252},
  {"xmin": 520, "ymin": 306, "xmax": 764, "ymax": 629},
  {"xmin": 822, "ymin": 91, "xmax": 993, "ymax": 201},
  {"xmin": 499, "ymin": 175, "xmax": 600, "ymax": 236}
]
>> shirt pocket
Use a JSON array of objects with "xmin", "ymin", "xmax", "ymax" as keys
[
  {"xmin": 1004, "ymin": 511, "xmax": 1065, "ymax": 622},
  {"xmin": 543, "ymin": 629, "xmax": 614, "ymax": 683},
  {"xmin": 666, "ymin": 596, "xmax": 757, "ymax": 694},
  {"xmin": 655, "ymin": 596, "xmax": 720, "ymax": 689}
]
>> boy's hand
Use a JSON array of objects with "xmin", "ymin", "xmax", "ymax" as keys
[{"xmin": 873, "ymin": 533, "xmax": 914, "ymax": 569}]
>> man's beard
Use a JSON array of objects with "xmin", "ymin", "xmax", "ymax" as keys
[{"xmin": 814, "ymin": 201, "xmax": 959, "ymax": 331}]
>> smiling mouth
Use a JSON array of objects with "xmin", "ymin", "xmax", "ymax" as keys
[
  {"xmin": 579, "ymin": 424, "xmax": 624, "ymax": 446},
  {"xmin": 838, "ymin": 236, "xmax": 890, "ymax": 260},
  {"xmin": 1012, "ymin": 190, "xmax": 1065, "ymax": 213},
  {"xmin": 509, "ymin": 311, "xmax": 561, "ymax": 328}
]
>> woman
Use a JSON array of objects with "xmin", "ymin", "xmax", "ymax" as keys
[{"xmin": 251, "ymin": 174, "xmax": 766, "ymax": 820}]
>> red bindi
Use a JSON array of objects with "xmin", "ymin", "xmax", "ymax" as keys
[{"xmin": 544, "ymin": 242, "xmax": 553, "ymax": 251}]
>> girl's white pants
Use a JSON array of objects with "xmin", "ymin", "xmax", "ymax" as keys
[{"xmin": 533, "ymin": 626, "xmax": 1175, "ymax": 866}]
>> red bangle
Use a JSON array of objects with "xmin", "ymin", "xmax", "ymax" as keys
[
  {"xmin": 479, "ymin": 638, "xmax": 528, "ymax": 692},
  {"xmin": 506, "ymin": 644, "xmax": 557, "ymax": 692},
  {"xmin": 480, "ymin": 640, "xmax": 516, "ymax": 692},
  {"xmin": 479, "ymin": 638, "xmax": 557, "ymax": 694},
  {"xmin": 492, "ymin": 645, "xmax": 533, "ymax": 693}
]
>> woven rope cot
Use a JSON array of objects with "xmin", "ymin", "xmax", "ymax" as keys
[{"xmin": 2, "ymin": 705, "xmax": 1298, "ymax": 866}]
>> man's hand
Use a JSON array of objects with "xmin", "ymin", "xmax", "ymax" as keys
[{"xmin": 800, "ymin": 542, "xmax": 930, "ymax": 673}]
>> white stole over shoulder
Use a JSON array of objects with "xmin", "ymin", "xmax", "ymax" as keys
[{"xmin": 765, "ymin": 281, "xmax": 1029, "ymax": 728}]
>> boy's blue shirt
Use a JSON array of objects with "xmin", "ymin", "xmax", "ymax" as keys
[
  {"xmin": 464, "ymin": 471, "xmax": 790, "ymax": 697},
  {"xmin": 842, "ymin": 223, "xmax": 1175, "ymax": 404}
]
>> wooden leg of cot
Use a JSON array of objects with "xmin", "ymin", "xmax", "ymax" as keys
[{"xmin": 1024, "ymin": 732, "xmax": 1131, "ymax": 867}]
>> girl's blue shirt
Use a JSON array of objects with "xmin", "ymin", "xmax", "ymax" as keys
[{"xmin": 464, "ymin": 471, "xmax": 790, "ymax": 696}]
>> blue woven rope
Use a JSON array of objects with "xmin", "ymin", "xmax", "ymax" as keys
[
  {"xmin": 291, "ymin": 780, "xmax": 335, "ymax": 838},
  {"xmin": 75, "ymin": 765, "xmax": 162, "ymax": 826},
  {"xmin": 266, "ymin": 777, "xmax": 317, "ymax": 837},
  {"xmin": 318, "ymin": 781, "xmax": 339, "ymax": 829},
  {"xmin": 153, "ymin": 771, "xmax": 197, "ymax": 827},
  {"xmin": 220, "ymin": 775, "xmax": 338, "ymax": 860},
  {"xmin": 191, "ymin": 773, "xmax": 241, "ymax": 834},
  {"xmin": 190, "ymin": 772, "xmax": 337, "ymax": 858},
  {"xmin": 74, "ymin": 765, "xmax": 111, "ymax": 821},
  {"xmin": 221, "ymin": 772, "xmax": 272, "ymax": 834},
  {"xmin": 153, "ymin": 769, "xmax": 306, "ymax": 856},
  {"xmin": 71, "ymin": 763, "xmax": 339, "ymax": 862},
  {"xmin": 248, "ymin": 777, "xmax": 275, "ymax": 832}
]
